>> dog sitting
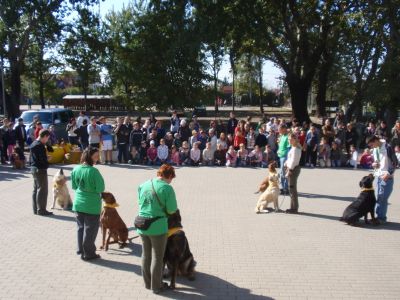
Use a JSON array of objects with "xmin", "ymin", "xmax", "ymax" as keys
[
  {"xmin": 52, "ymin": 168, "xmax": 72, "ymax": 209},
  {"xmin": 100, "ymin": 192, "xmax": 128, "ymax": 251},
  {"xmin": 11, "ymin": 146, "xmax": 25, "ymax": 169},
  {"xmin": 164, "ymin": 209, "xmax": 196, "ymax": 289},
  {"xmin": 340, "ymin": 174, "xmax": 378, "ymax": 226},
  {"xmin": 255, "ymin": 162, "xmax": 280, "ymax": 213}
]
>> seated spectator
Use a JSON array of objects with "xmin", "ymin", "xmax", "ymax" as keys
[
  {"xmin": 359, "ymin": 149, "xmax": 374, "ymax": 169},
  {"xmin": 227, "ymin": 134, "xmax": 234, "ymax": 148},
  {"xmin": 198, "ymin": 130, "xmax": 208, "ymax": 151},
  {"xmin": 202, "ymin": 142, "xmax": 214, "ymax": 166},
  {"xmin": 129, "ymin": 145, "xmax": 140, "ymax": 165},
  {"xmin": 179, "ymin": 141, "xmax": 191, "ymax": 166},
  {"xmin": 217, "ymin": 132, "xmax": 228, "ymax": 151},
  {"xmin": 246, "ymin": 127, "xmax": 256, "ymax": 152},
  {"xmin": 247, "ymin": 145, "xmax": 263, "ymax": 167},
  {"xmin": 165, "ymin": 132, "xmax": 174, "ymax": 149},
  {"xmin": 173, "ymin": 132, "xmax": 182, "ymax": 149},
  {"xmin": 262, "ymin": 144, "xmax": 277, "ymax": 168},
  {"xmin": 395, "ymin": 146, "xmax": 400, "ymax": 167},
  {"xmin": 266, "ymin": 128, "xmax": 277, "ymax": 152},
  {"xmin": 147, "ymin": 140, "xmax": 158, "ymax": 165},
  {"xmin": 190, "ymin": 142, "xmax": 201, "ymax": 166},
  {"xmin": 318, "ymin": 137, "xmax": 331, "ymax": 168},
  {"xmin": 347, "ymin": 144, "xmax": 358, "ymax": 169},
  {"xmin": 189, "ymin": 130, "xmax": 198, "ymax": 148},
  {"xmin": 157, "ymin": 138, "xmax": 170, "ymax": 165},
  {"xmin": 330, "ymin": 141, "xmax": 342, "ymax": 167},
  {"xmin": 226, "ymin": 146, "xmax": 237, "ymax": 167},
  {"xmin": 255, "ymin": 126, "xmax": 267, "ymax": 149},
  {"xmin": 139, "ymin": 140, "xmax": 148, "ymax": 164},
  {"xmin": 237, "ymin": 143, "xmax": 248, "ymax": 167},
  {"xmin": 170, "ymin": 145, "xmax": 180, "ymax": 166},
  {"xmin": 208, "ymin": 129, "xmax": 218, "ymax": 153},
  {"xmin": 305, "ymin": 125, "xmax": 318, "ymax": 167},
  {"xmin": 214, "ymin": 143, "xmax": 226, "ymax": 166}
]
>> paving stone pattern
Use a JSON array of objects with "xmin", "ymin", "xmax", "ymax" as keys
[{"xmin": 0, "ymin": 164, "xmax": 399, "ymax": 300}]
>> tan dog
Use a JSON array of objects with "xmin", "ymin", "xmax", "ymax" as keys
[
  {"xmin": 52, "ymin": 168, "xmax": 72, "ymax": 209},
  {"xmin": 255, "ymin": 162, "xmax": 280, "ymax": 213},
  {"xmin": 100, "ymin": 192, "xmax": 128, "ymax": 251},
  {"xmin": 11, "ymin": 153, "xmax": 24, "ymax": 169}
]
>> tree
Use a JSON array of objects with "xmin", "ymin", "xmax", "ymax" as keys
[{"xmin": 63, "ymin": 6, "xmax": 103, "ymax": 110}]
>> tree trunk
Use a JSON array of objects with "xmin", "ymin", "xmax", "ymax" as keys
[
  {"xmin": 258, "ymin": 58, "xmax": 264, "ymax": 114},
  {"xmin": 39, "ymin": 74, "xmax": 45, "ymax": 109},
  {"xmin": 315, "ymin": 56, "xmax": 332, "ymax": 117},
  {"xmin": 9, "ymin": 62, "xmax": 22, "ymax": 119},
  {"xmin": 287, "ymin": 79, "xmax": 311, "ymax": 124},
  {"xmin": 229, "ymin": 53, "xmax": 235, "ymax": 111},
  {"xmin": 213, "ymin": 67, "xmax": 219, "ymax": 114}
]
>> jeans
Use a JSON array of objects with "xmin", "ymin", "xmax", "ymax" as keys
[
  {"xmin": 140, "ymin": 234, "xmax": 168, "ymax": 291},
  {"xmin": 279, "ymin": 155, "xmax": 288, "ymax": 191},
  {"xmin": 32, "ymin": 168, "xmax": 48, "ymax": 213},
  {"xmin": 375, "ymin": 176, "xmax": 394, "ymax": 222},
  {"xmin": 117, "ymin": 143, "xmax": 129, "ymax": 163},
  {"xmin": 76, "ymin": 212, "xmax": 100, "ymax": 258},
  {"xmin": 331, "ymin": 159, "xmax": 341, "ymax": 167}
]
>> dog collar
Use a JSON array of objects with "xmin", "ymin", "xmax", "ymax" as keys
[
  {"xmin": 103, "ymin": 203, "xmax": 119, "ymax": 208},
  {"xmin": 167, "ymin": 227, "xmax": 183, "ymax": 238},
  {"xmin": 361, "ymin": 188, "xmax": 374, "ymax": 192}
]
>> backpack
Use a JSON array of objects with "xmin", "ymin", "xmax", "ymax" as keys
[{"xmin": 385, "ymin": 143, "xmax": 398, "ymax": 174}]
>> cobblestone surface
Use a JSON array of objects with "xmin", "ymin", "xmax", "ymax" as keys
[{"xmin": 0, "ymin": 164, "xmax": 399, "ymax": 299}]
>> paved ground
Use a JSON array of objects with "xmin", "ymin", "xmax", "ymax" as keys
[{"xmin": 0, "ymin": 164, "xmax": 399, "ymax": 300}]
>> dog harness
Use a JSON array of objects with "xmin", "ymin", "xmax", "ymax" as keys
[
  {"xmin": 103, "ymin": 203, "xmax": 120, "ymax": 208},
  {"xmin": 167, "ymin": 227, "xmax": 183, "ymax": 238}
]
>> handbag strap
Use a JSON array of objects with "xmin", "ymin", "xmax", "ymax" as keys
[{"xmin": 151, "ymin": 179, "xmax": 168, "ymax": 216}]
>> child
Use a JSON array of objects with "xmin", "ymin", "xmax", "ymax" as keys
[
  {"xmin": 226, "ymin": 134, "xmax": 234, "ymax": 148},
  {"xmin": 190, "ymin": 142, "xmax": 201, "ymax": 166},
  {"xmin": 214, "ymin": 143, "xmax": 226, "ymax": 166},
  {"xmin": 347, "ymin": 144, "xmax": 358, "ymax": 169},
  {"xmin": 318, "ymin": 137, "xmax": 331, "ymax": 168},
  {"xmin": 226, "ymin": 146, "xmax": 237, "ymax": 167},
  {"xmin": 359, "ymin": 149, "xmax": 374, "ymax": 169},
  {"xmin": 173, "ymin": 133, "xmax": 182, "ymax": 149},
  {"xmin": 305, "ymin": 125, "xmax": 318, "ymax": 167},
  {"xmin": 246, "ymin": 127, "xmax": 256, "ymax": 152},
  {"xmin": 129, "ymin": 145, "xmax": 140, "ymax": 165},
  {"xmin": 266, "ymin": 128, "xmax": 277, "ymax": 152},
  {"xmin": 237, "ymin": 143, "xmax": 248, "ymax": 167},
  {"xmin": 157, "ymin": 138, "xmax": 169, "ymax": 165},
  {"xmin": 262, "ymin": 144, "xmax": 277, "ymax": 168},
  {"xmin": 170, "ymin": 145, "xmax": 180, "ymax": 166},
  {"xmin": 189, "ymin": 130, "xmax": 198, "ymax": 148},
  {"xmin": 147, "ymin": 140, "xmax": 158, "ymax": 165},
  {"xmin": 217, "ymin": 132, "xmax": 228, "ymax": 151},
  {"xmin": 330, "ymin": 141, "xmax": 342, "ymax": 167},
  {"xmin": 395, "ymin": 146, "xmax": 400, "ymax": 168},
  {"xmin": 247, "ymin": 145, "xmax": 263, "ymax": 167},
  {"xmin": 202, "ymin": 142, "xmax": 214, "ymax": 166},
  {"xmin": 139, "ymin": 140, "xmax": 148, "ymax": 164},
  {"xmin": 179, "ymin": 141, "xmax": 191, "ymax": 166}
]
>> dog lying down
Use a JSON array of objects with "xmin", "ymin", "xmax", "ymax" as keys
[
  {"xmin": 164, "ymin": 209, "xmax": 196, "ymax": 289},
  {"xmin": 340, "ymin": 174, "xmax": 379, "ymax": 226},
  {"xmin": 100, "ymin": 192, "xmax": 129, "ymax": 251},
  {"xmin": 52, "ymin": 168, "xmax": 73, "ymax": 209}
]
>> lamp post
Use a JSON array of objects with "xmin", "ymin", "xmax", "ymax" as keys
[{"xmin": 1, "ymin": 57, "xmax": 6, "ymax": 117}]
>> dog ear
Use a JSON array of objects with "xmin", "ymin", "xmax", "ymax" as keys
[{"xmin": 359, "ymin": 180, "xmax": 364, "ymax": 188}]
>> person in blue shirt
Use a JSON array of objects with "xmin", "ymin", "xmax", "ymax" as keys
[{"xmin": 99, "ymin": 117, "xmax": 114, "ymax": 164}]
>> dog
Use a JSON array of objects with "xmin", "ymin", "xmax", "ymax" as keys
[
  {"xmin": 11, "ymin": 152, "xmax": 24, "ymax": 169},
  {"xmin": 52, "ymin": 168, "xmax": 72, "ymax": 209},
  {"xmin": 255, "ymin": 177, "xmax": 269, "ymax": 194},
  {"xmin": 255, "ymin": 162, "xmax": 280, "ymax": 213},
  {"xmin": 100, "ymin": 192, "xmax": 128, "ymax": 251},
  {"xmin": 340, "ymin": 174, "xmax": 379, "ymax": 226},
  {"xmin": 164, "ymin": 209, "xmax": 196, "ymax": 289}
]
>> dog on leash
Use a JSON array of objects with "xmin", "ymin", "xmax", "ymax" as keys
[
  {"xmin": 255, "ymin": 162, "xmax": 280, "ymax": 213},
  {"xmin": 164, "ymin": 209, "xmax": 196, "ymax": 289},
  {"xmin": 340, "ymin": 174, "xmax": 379, "ymax": 226},
  {"xmin": 52, "ymin": 168, "xmax": 72, "ymax": 209},
  {"xmin": 100, "ymin": 192, "xmax": 128, "ymax": 251}
]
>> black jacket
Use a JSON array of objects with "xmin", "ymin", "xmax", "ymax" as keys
[
  {"xmin": 30, "ymin": 140, "xmax": 52, "ymax": 169},
  {"xmin": 15, "ymin": 124, "xmax": 27, "ymax": 142}
]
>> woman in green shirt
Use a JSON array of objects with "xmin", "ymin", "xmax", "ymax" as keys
[
  {"xmin": 137, "ymin": 164, "xmax": 177, "ymax": 294},
  {"xmin": 71, "ymin": 147, "xmax": 105, "ymax": 261}
]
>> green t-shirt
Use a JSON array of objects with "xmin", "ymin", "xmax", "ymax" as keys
[
  {"xmin": 71, "ymin": 164, "xmax": 105, "ymax": 215},
  {"xmin": 136, "ymin": 178, "xmax": 177, "ymax": 236},
  {"xmin": 277, "ymin": 134, "xmax": 290, "ymax": 158}
]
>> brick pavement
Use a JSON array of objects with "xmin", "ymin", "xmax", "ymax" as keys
[{"xmin": 0, "ymin": 164, "xmax": 399, "ymax": 300}]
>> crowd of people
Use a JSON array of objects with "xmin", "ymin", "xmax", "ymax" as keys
[{"xmin": 1, "ymin": 110, "xmax": 400, "ymax": 170}]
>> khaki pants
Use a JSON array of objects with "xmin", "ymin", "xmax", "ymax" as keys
[
  {"xmin": 288, "ymin": 166, "xmax": 301, "ymax": 211},
  {"xmin": 32, "ymin": 168, "xmax": 48, "ymax": 213}
]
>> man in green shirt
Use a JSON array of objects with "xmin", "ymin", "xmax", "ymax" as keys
[
  {"xmin": 136, "ymin": 164, "xmax": 177, "ymax": 294},
  {"xmin": 277, "ymin": 124, "xmax": 290, "ymax": 194}
]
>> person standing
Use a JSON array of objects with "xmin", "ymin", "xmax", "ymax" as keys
[
  {"xmin": 87, "ymin": 117, "xmax": 101, "ymax": 148},
  {"xmin": 227, "ymin": 111, "xmax": 238, "ymax": 137},
  {"xmin": 99, "ymin": 117, "xmax": 114, "ymax": 164},
  {"xmin": 76, "ymin": 111, "xmax": 90, "ymax": 128},
  {"xmin": 367, "ymin": 135, "xmax": 395, "ymax": 223},
  {"xmin": 75, "ymin": 119, "xmax": 89, "ymax": 150},
  {"xmin": 170, "ymin": 110, "xmax": 180, "ymax": 134},
  {"xmin": 285, "ymin": 134, "xmax": 302, "ymax": 214},
  {"xmin": 30, "ymin": 129, "xmax": 53, "ymax": 216},
  {"xmin": 66, "ymin": 118, "xmax": 79, "ymax": 145},
  {"xmin": 114, "ymin": 117, "xmax": 130, "ymax": 163},
  {"xmin": 136, "ymin": 164, "xmax": 177, "ymax": 294},
  {"xmin": 15, "ymin": 118, "xmax": 27, "ymax": 151},
  {"xmin": 71, "ymin": 147, "xmax": 105, "ymax": 260},
  {"xmin": 277, "ymin": 124, "xmax": 290, "ymax": 195}
]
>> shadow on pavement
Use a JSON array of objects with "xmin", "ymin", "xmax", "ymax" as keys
[
  {"xmin": 363, "ymin": 221, "xmax": 400, "ymax": 231},
  {"xmin": 159, "ymin": 271, "xmax": 275, "ymax": 299},
  {"xmin": 0, "ymin": 166, "xmax": 30, "ymax": 181},
  {"xmin": 106, "ymin": 241, "xmax": 142, "ymax": 257},
  {"xmin": 300, "ymin": 192, "xmax": 354, "ymax": 202},
  {"xmin": 49, "ymin": 214, "xmax": 76, "ymax": 222},
  {"xmin": 298, "ymin": 211, "xmax": 340, "ymax": 221},
  {"xmin": 89, "ymin": 258, "xmax": 142, "ymax": 275}
]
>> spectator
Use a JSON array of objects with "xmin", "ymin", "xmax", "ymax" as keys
[
  {"xmin": 227, "ymin": 133, "xmax": 234, "ymax": 148},
  {"xmin": 391, "ymin": 120, "xmax": 400, "ymax": 147},
  {"xmin": 71, "ymin": 147, "xmax": 105, "ymax": 261},
  {"xmin": 114, "ymin": 117, "xmax": 130, "ymax": 164},
  {"xmin": 214, "ymin": 143, "xmax": 226, "ymax": 166},
  {"xmin": 335, "ymin": 121, "xmax": 346, "ymax": 149},
  {"xmin": 178, "ymin": 119, "xmax": 191, "ymax": 143},
  {"xmin": 318, "ymin": 137, "xmax": 331, "ymax": 168},
  {"xmin": 48, "ymin": 125, "xmax": 58, "ymax": 146},
  {"xmin": 227, "ymin": 112, "xmax": 238, "ymax": 136},
  {"xmin": 170, "ymin": 110, "xmax": 180, "ymax": 134},
  {"xmin": 248, "ymin": 145, "xmax": 263, "ymax": 167},
  {"xmin": 164, "ymin": 132, "xmax": 174, "ymax": 149},
  {"xmin": 217, "ymin": 132, "xmax": 228, "ymax": 151},
  {"xmin": 376, "ymin": 120, "xmax": 391, "ymax": 141},
  {"xmin": 179, "ymin": 141, "xmax": 191, "ymax": 166},
  {"xmin": 155, "ymin": 121, "xmax": 166, "ymax": 143},
  {"xmin": 305, "ymin": 125, "xmax": 318, "ymax": 168},
  {"xmin": 15, "ymin": 118, "xmax": 27, "ymax": 151},
  {"xmin": 347, "ymin": 145, "xmax": 358, "ymax": 169},
  {"xmin": 333, "ymin": 110, "xmax": 345, "ymax": 129},
  {"xmin": 208, "ymin": 129, "xmax": 218, "ymax": 153},
  {"xmin": 198, "ymin": 130, "xmax": 208, "ymax": 151},
  {"xmin": 173, "ymin": 132, "xmax": 182, "ymax": 149},
  {"xmin": 246, "ymin": 127, "xmax": 256, "ymax": 152},
  {"xmin": 34, "ymin": 122, "xmax": 43, "ymax": 139},
  {"xmin": 130, "ymin": 122, "xmax": 144, "ymax": 154},
  {"xmin": 234, "ymin": 120, "xmax": 246, "ymax": 150},
  {"xmin": 76, "ymin": 111, "xmax": 90, "ymax": 128},
  {"xmin": 202, "ymin": 142, "xmax": 214, "ymax": 166},
  {"xmin": 226, "ymin": 145, "xmax": 237, "ymax": 167},
  {"xmin": 189, "ymin": 130, "xmax": 198, "ymax": 148},
  {"xmin": 365, "ymin": 121, "xmax": 376, "ymax": 137},
  {"xmin": 157, "ymin": 139, "xmax": 169, "ymax": 165},
  {"xmin": 147, "ymin": 140, "xmax": 158, "ymax": 165},
  {"xmin": 237, "ymin": 143, "xmax": 248, "ymax": 167},
  {"xmin": 345, "ymin": 123, "xmax": 357, "ymax": 155},
  {"xmin": 4, "ymin": 122, "xmax": 16, "ymax": 162},
  {"xmin": 66, "ymin": 118, "xmax": 79, "ymax": 145},
  {"xmin": 267, "ymin": 128, "xmax": 278, "ymax": 152},
  {"xmin": 88, "ymin": 117, "xmax": 101, "ymax": 148},
  {"xmin": 138, "ymin": 140, "xmax": 148, "ymax": 164},
  {"xmin": 255, "ymin": 126, "xmax": 267, "ymax": 149},
  {"xmin": 262, "ymin": 144, "xmax": 277, "ymax": 168},
  {"xmin": 322, "ymin": 119, "xmax": 335, "ymax": 144},
  {"xmin": 192, "ymin": 115, "xmax": 200, "ymax": 132},
  {"xmin": 99, "ymin": 117, "xmax": 114, "ymax": 164},
  {"xmin": 360, "ymin": 149, "xmax": 374, "ymax": 169},
  {"xmin": 170, "ymin": 145, "xmax": 180, "ymax": 166},
  {"xmin": 190, "ymin": 142, "xmax": 201, "ymax": 166},
  {"xmin": 395, "ymin": 146, "xmax": 400, "ymax": 167},
  {"xmin": 75, "ymin": 119, "xmax": 89, "ymax": 150},
  {"xmin": 330, "ymin": 141, "xmax": 342, "ymax": 168}
]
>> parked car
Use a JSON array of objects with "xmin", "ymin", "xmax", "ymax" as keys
[{"xmin": 16, "ymin": 108, "xmax": 75, "ymax": 141}]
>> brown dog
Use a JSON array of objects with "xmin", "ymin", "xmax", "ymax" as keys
[{"xmin": 100, "ymin": 192, "xmax": 128, "ymax": 251}]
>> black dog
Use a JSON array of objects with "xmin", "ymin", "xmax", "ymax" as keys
[
  {"xmin": 163, "ymin": 209, "xmax": 196, "ymax": 289},
  {"xmin": 340, "ymin": 174, "xmax": 378, "ymax": 226}
]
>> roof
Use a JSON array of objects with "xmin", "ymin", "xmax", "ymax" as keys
[
  {"xmin": 63, "ymin": 95, "xmax": 113, "ymax": 100},
  {"xmin": 22, "ymin": 108, "xmax": 73, "ymax": 113}
]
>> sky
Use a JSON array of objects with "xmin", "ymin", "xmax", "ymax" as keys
[{"xmin": 99, "ymin": 0, "xmax": 283, "ymax": 89}]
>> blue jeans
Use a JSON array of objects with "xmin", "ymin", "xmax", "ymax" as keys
[
  {"xmin": 279, "ymin": 155, "xmax": 288, "ymax": 191},
  {"xmin": 375, "ymin": 176, "xmax": 394, "ymax": 222}
]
